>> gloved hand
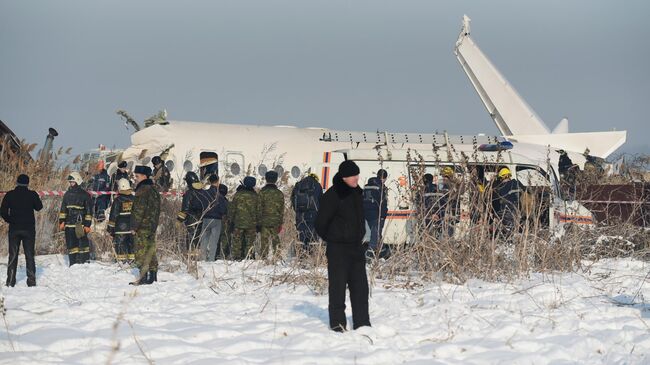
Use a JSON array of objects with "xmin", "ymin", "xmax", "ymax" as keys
[
  {"xmin": 84, "ymin": 227, "xmax": 92, "ymax": 234},
  {"xmin": 59, "ymin": 222, "xmax": 65, "ymax": 231}
]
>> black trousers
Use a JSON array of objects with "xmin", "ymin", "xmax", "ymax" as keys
[
  {"xmin": 65, "ymin": 228, "xmax": 90, "ymax": 266},
  {"xmin": 7, "ymin": 230, "xmax": 36, "ymax": 287},
  {"xmin": 326, "ymin": 242, "xmax": 371, "ymax": 331}
]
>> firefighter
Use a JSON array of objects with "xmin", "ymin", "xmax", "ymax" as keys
[
  {"xmin": 177, "ymin": 171, "xmax": 204, "ymax": 254},
  {"xmin": 290, "ymin": 173, "xmax": 322, "ymax": 253},
  {"xmin": 228, "ymin": 176, "xmax": 259, "ymax": 260},
  {"xmin": 152, "ymin": 156, "xmax": 172, "ymax": 192},
  {"xmin": 130, "ymin": 165, "xmax": 160, "ymax": 285},
  {"xmin": 110, "ymin": 161, "xmax": 131, "ymax": 191},
  {"xmin": 59, "ymin": 172, "xmax": 93, "ymax": 266},
  {"xmin": 258, "ymin": 171, "xmax": 285, "ymax": 260},
  {"xmin": 107, "ymin": 178, "xmax": 135, "ymax": 262},
  {"xmin": 494, "ymin": 167, "xmax": 525, "ymax": 236}
]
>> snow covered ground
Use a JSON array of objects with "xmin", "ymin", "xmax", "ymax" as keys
[{"xmin": 0, "ymin": 255, "xmax": 649, "ymax": 364}]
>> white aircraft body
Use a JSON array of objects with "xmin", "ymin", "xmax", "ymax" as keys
[{"xmin": 111, "ymin": 16, "xmax": 618, "ymax": 244}]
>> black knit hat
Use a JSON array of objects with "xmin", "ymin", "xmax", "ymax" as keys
[
  {"xmin": 377, "ymin": 169, "xmax": 388, "ymax": 179},
  {"xmin": 338, "ymin": 160, "xmax": 360, "ymax": 178},
  {"xmin": 151, "ymin": 156, "xmax": 162, "ymax": 165},
  {"xmin": 134, "ymin": 165, "xmax": 152, "ymax": 177},
  {"xmin": 218, "ymin": 183, "xmax": 228, "ymax": 196},
  {"xmin": 118, "ymin": 161, "xmax": 128, "ymax": 168},
  {"xmin": 208, "ymin": 174, "xmax": 219, "ymax": 184},
  {"xmin": 265, "ymin": 170, "xmax": 278, "ymax": 183},
  {"xmin": 16, "ymin": 174, "xmax": 29, "ymax": 186}
]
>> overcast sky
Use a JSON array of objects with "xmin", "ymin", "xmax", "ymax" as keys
[{"xmin": 1, "ymin": 0, "xmax": 648, "ymax": 159}]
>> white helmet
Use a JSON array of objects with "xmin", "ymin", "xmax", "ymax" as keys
[
  {"xmin": 117, "ymin": 178, "xmax": 131, "ymax": 192},
  {"xmin": 67, "ymin": 171, "xmax": 83, "ymax": 185}
]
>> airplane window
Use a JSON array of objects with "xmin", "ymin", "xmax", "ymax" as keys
[
  {"xmin": 291, "ymin": 166, "xmax": 301, "ymax": 178},
  {"xmin": 166, "ymin": 160, "xmax": 175, "ymax": 172},
  {"xmin": 183, "ymin": 160, "xmax": 193, "ymax": 172},
  {"xmin": 274, "ymin": 165, "xmax": 284, "ymax": 176},
  {"xmin": 258, "ymin": 164, "xmax": 267, "ymax": 176},
  {"xmin": 231, "ymin": 162, "xmax": 241, "ymax": 175},
  {"xmin": 142, "ymin": 156, "xmax": 151, "ymax": 165}
]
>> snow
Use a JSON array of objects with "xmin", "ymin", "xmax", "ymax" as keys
[{"xmin": 1, "ymin": 255, "xmax": 649, "ymax": 364}]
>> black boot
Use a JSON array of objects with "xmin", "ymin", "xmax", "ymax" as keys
[
  {"xmin": 129, "ymin": 272, "xmax": 151, "ymax": 286},
  {"xmin": 146, "ymin": 271, "xmax": 157, "ymax": 284}
]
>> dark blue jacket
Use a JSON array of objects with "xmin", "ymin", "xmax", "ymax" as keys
[{"xmin": 363, "ymin": 177, "xmax": 388, "ymax": 221}]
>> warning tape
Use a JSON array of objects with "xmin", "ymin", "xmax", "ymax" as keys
[{"xmin": 0, "ymin": 190, "xmax": 184, "ymax": 197}]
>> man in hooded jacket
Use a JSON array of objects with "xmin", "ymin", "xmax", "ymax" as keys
[{"xmin": 315, "ymin": 160, "xmax": 371, "ymax": 332}]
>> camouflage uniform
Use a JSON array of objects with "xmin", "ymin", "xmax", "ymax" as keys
[
  {"xmin": 228, "ymin": 188, "xmax": 259, "ymax": 259},
  {"xmin": 59, "ymin": 184, "xmax": 93, "ymax": 266},
  {"xmin": 258, "ymin": 184, "xmax": 285, "ymax": 259},
  {"xmin": 130, "ymin": 179, "xmax": 161, "ymax": 273}
]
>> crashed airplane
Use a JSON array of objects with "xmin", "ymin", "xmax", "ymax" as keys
[{"xmin": 111, "ymin": 16, "xmax": 627, "ymax": 241}]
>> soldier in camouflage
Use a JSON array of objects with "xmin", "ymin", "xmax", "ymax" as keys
[
  {"xmin": 59, "ymin": 172, "xmax": 93, "ymax": 266},
  {"xmin": 258, "ymin": 171, "xmax": 285, "ymax": 260},
  {"xmin": 129, "ymin": 165, "xmax": 161, "ymax": 285},
  {"xmin": 228, "ymin": 176, "xmax": 259, "ymax": 260}
]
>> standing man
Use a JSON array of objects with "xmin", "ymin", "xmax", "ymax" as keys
[
  {"xmin": 199, "ymin": 175, "xmax": 227, "ymax": 261},
  {"xmin": 107, "ymin": 178, "xmax": 135, "ymax": 262},
  {"xmin": 59, "ymin": 172, "xmax": 93, "ymax": 266},
  {"xmin": 1, "ymin": 174, "xmax": 43, "ymax": 287},
  {"xmin": 494, "ymin": 167, "xmax": 525, "ymax": 237},
  {"xmin": 110, "ymin": 161, "xmax": 131, "ymax": 192},
  {"xmin": 362, "ymin": 176, "xmax": 387, "ymax": 257},
  {"xmin": 176, "ymin": 172, "xmax": 205, "ymax": 254},
  {"xmin": 228, "ymin": 176, "xmax": 259, "ymax": 260},
  {"xmin": 290, "ymin": 173, "xmax": 322, "ymax": 252},
  {"xmin": 92, "ymin": 168, "xmax": 111, "ymax": 221},
  {"xmin": 130, "ymin": 165, "xmax": 161, "ymax": 285},
  {"xmin": 258, "ymin": 171, "xmax": 285, "ymax": 260},
  {"xmin": 316, "ymin": 160, "xmax": 370, "ymax": 332},
  {"xmin": 152, "ymin": 156, "xmax": 171, "ymax": 192}
]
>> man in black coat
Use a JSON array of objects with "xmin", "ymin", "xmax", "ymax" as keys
[
  {"xmin": 1, "ymin": 174, "xmax": 43, "ymax": 287},
  {"xmin": 316, "ymin": 160, "xmax": 371, "ymax": 332},
  {"xmin": 290, "ymin": 173, "xmax": 322, "ymax": 250}
]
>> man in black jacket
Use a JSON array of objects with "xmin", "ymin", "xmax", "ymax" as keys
[
  {"xmin": 1, "ymin": 174, "xmax": 43, "ymax": 287},
  {"xmin": 316, "ymin": 160, "xmax": 371, "ymax": 332}
]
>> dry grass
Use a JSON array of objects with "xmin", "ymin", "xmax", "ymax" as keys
[{"xmin": 1, "ymin": 137, "xmax": 648, "ymax": 286}]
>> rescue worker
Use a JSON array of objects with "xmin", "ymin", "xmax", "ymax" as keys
[
  {"xmin": 258, "ymin": 171, "xmax": 285, "ymax": 260},
  {"xmin": 130, "ymin": 165, "xmax": 161, "ymax": 285},
  {"xmin": 152, "ymin": 156, "xmax": 172, "ymax": 192},
  {"xmin": 59, "ymin": 172, "xmax": 93, "ymax": 266},
  {"xmin": 1, "ymin": 174, "xmax": 43, "ymax": 287},
  {"xmin": 177, "ymin": 172, "xmax": 205, "ymax": 253},
  {"xmin": 494, "ymin": 167, "xmax": 525, "ymax": 236},
  {"xmin": 316, "ymin": 160, "xmax": 370, "ymax": 332},
  {"xmin": 92, "ymin": 168, "xmax": 111, "ymax": 221},
  {"xmin": 290, "ymin": 173, "xmax": 322, "ymax": 251},
  {"xmin": 110, "ymin": 161, "xmax": 131, "ymax": 191},
  {"xmin": 107, "ymin": 178, "xmax": 135, "ymax": 262},
  {"xmin": 197, "ymin": 174, "xmax": 227, "ymax": 261},
  {"xmin": 217, "ymin": 183, "xmax": 231, "ymax": 258},
  {"xmin": 362, "ymin": 176, "xmax": 387, "ymax": 255},
  {"xmin": 228, "ymin": 176, "xmax": 259, "ymax": 260},
  {"xmin": 431, "ymin": 167, "xmax": 459, "ymax": 239},
  {"xmin": 418, "ymin": 173, "xmax": 437, "ymax": 231}
]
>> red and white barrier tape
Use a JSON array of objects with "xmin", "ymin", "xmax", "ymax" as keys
[{"xmin": 0, "ymin": 190, "xmax": 184, "ymax": 197}]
